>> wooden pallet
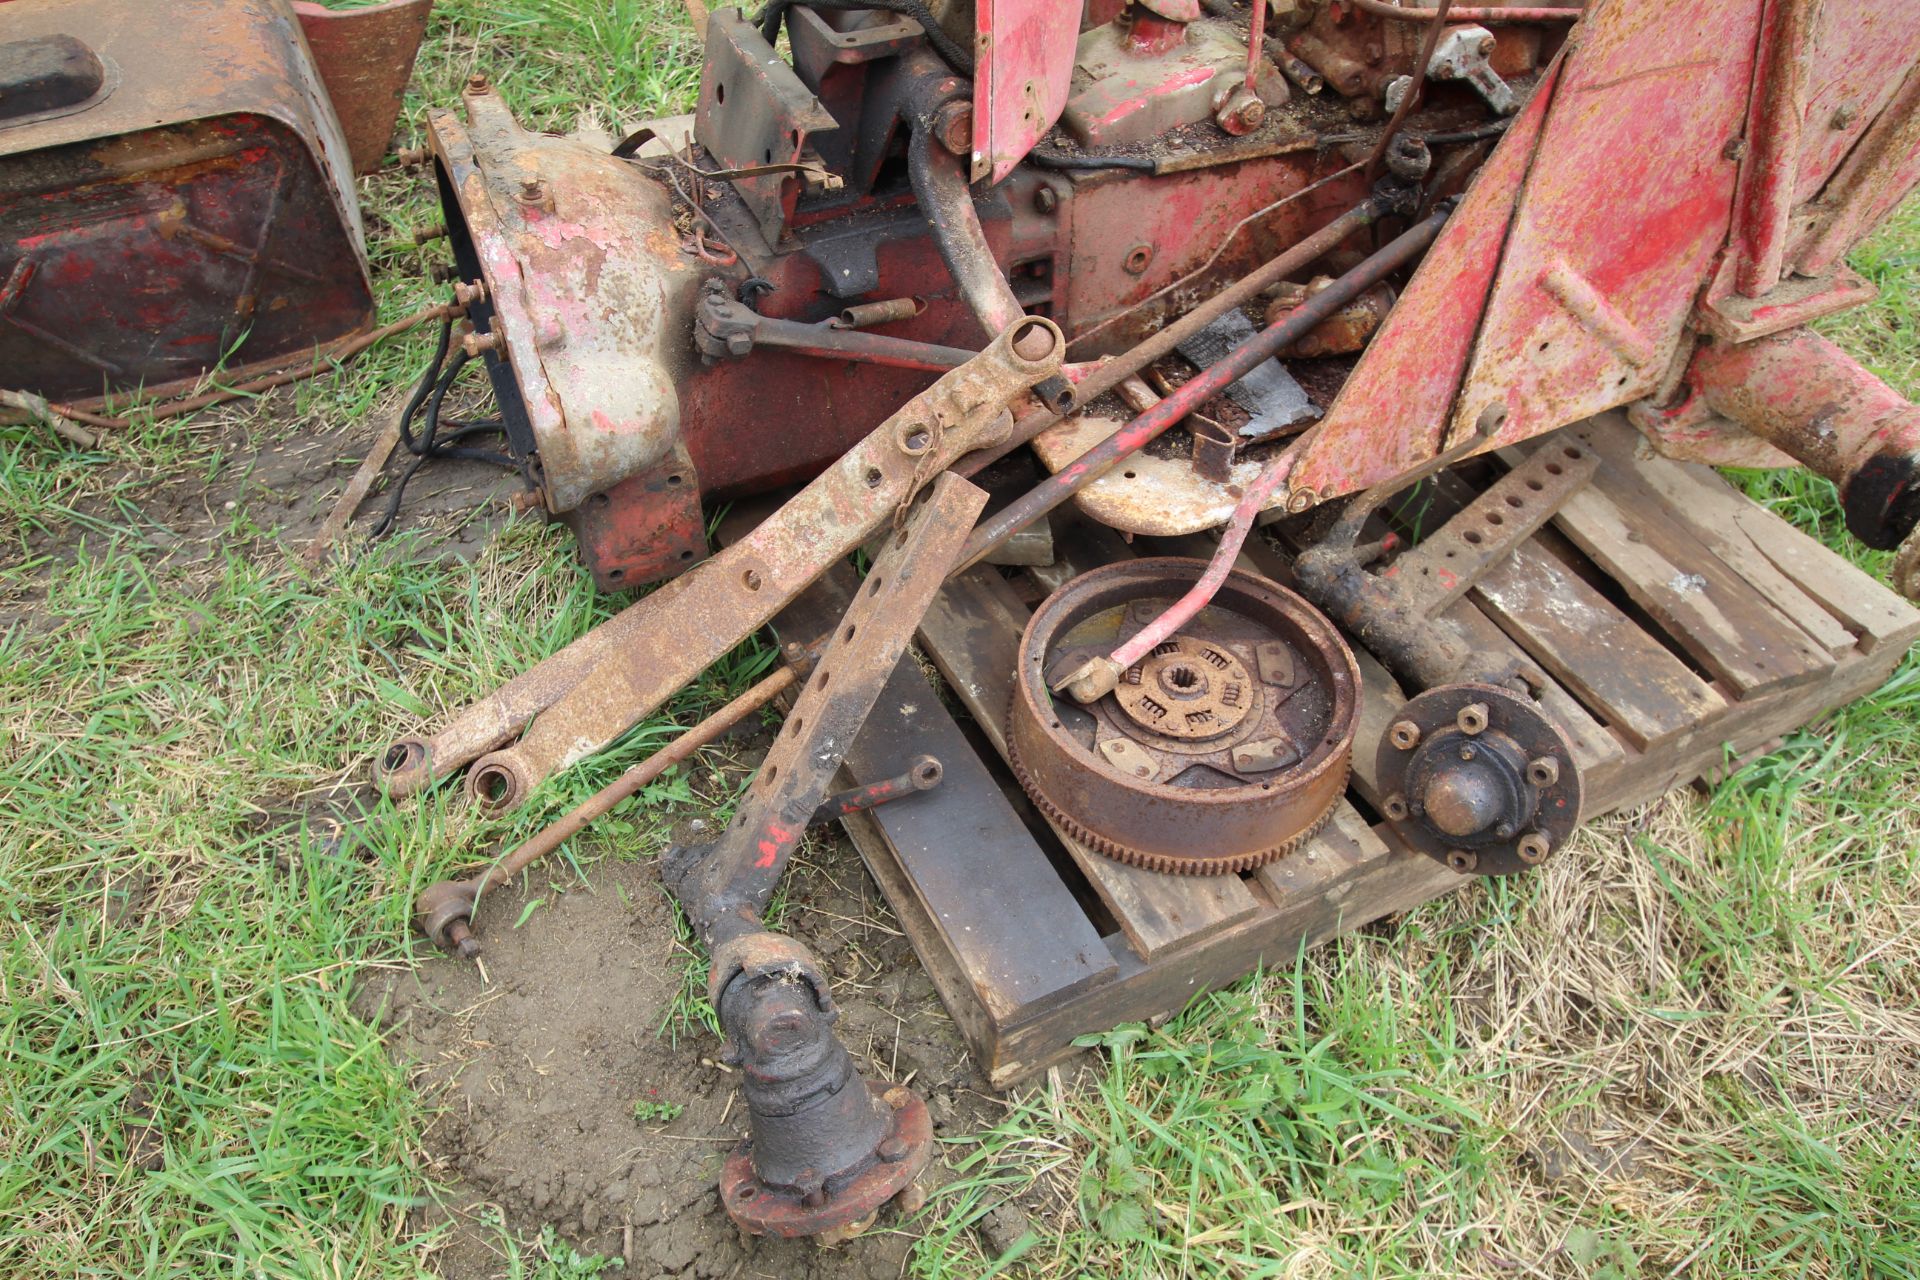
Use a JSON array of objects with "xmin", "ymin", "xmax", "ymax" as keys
[{"xmin": 750, "ymin": 413, "xmax": 1919, "ymax": 1089}]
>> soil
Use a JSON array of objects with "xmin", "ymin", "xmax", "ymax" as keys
[
  {"xmin": 356, "ymin": 825, "xmax": 1003, "ymax": 1279},
  {"xmin": 0, "ymin": 403, "xmax": 518, "ymax": 631}
]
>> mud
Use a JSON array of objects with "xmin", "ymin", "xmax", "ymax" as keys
[{"xmin": 358, "ymin": 827, "xmax": 999, "ymax": 1278}]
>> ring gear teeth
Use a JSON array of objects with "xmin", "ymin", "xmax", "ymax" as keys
[{"xmin": 1008, "ymin": 704, "xmax": 1348, "ymax": 876}]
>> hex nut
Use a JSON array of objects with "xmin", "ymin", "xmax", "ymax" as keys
[
  {"xmin": 1389, "ymin": 719, "xmax": 1422, "ymax": 750},
  {"xmin": 1526, "ymin": 755, "xmax": 1561, "ymax": 788},
  {"xmin": 1446, "ymin": 848, "xmax": 1478, "ymax": 873},
  {"xmin": 1456, "ymin": 702, "xmax": 1489, "ymax": 735},
  {"xmin": 1516, "ymin": 831, "xmax": 1551, "ymax": 864},
  {"xmin": 1383, "ymin": 794, "xmax": 1410, "ymax": 820}
]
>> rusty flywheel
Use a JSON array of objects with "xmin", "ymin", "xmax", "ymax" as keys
[{"xmin": 1007, "ymin": 558, "xmax": 1360, "ymax": 875}]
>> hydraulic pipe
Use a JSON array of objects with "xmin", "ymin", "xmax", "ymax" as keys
[
  {"xmin": 954, "ymin": 192, "xmax": 1398, "ymax": 478},
  {"xmin": 955, "ymin": 202, "xmax": 1453, "ymax": 571}
]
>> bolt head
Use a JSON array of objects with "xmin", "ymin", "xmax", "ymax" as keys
[
  {"xmin": 1033, "ymin": 185, "xmax": 1059, "ymax": 215},
  {"xmin": 725, "ymin": 331, "xmax": 753, "ymax": 357}
]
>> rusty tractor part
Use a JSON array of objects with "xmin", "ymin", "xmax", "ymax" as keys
[
  {"xmin": 1007, "ymin": 558, "xmax": 1360, "ymax": 874},
  {"xmin": 1292, "ymin": 426, "xmax": 1597, "ymax": 691},
  {"xmin": 960, "ymin": 202, "xmax": 1448, "ymax": 569},
  {"xmin": 1375, "ymin": 682, "xmax": 1582, "ymax": 877},
  {"xmin": 291, "ymin": 0, "xmax": 433, "ymax": 175},
  {"xmin": 712, "ymin": 937, "xmax": 934, "ymax": 1240},
  {"xmin": 428, "ymin": 79, "xmax": 701, "ymax": 525},
  {"xmin": 697, "ymin": 282, "xmax": 981, "ymax": 373},
  {"xmin": 410, "ymin": 665, "xmax": 796, "ymax": 956},
  {"xmin": 954, "ymin": 188, "xmax": 1402, "ymax": 481},
  {"xmin": 377, "ymin": 314, "xmax": 1061, "ymax": 804},
  {"xmin": 411, "ymin": 670, "xmax": 937, "ymax": 959},
  {"xmin": 1, "ymin": 0, "xmax": 376, "ymax": 405},
  {"xmin": 660, "ymin": 474, "xmax": 981, "ymax": 1238},
  {"xmin": 1676, "ymin": 328, "xmax": 1920, "ymax": 557},
  {"xmin": 404, "ymin": 0, "xmax": 1920, "ymax": 600},
  {"xmin": 808, "ymin": 756, "xmax": 943, "ymax": 827}
]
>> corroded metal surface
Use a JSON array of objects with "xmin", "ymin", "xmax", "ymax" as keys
[
  {"xmin": 1375, "ymin": 682, "xmax": 1581, "ymax": 877},
  {"xmin": 1684, "ymin": 327, "xmax": 1920, "ymax": 551},
  {"xmin": 429, "ymin": 82, "xmax": 699, "ymax": 516},
  {"xmin": 972, "ymin": 0, "xmax": 1079, "ymax": 182},
  {"xmin": 668, "ymin": 472, "xmax": 987, "ymax": 934},
  {"xmin": 388, "ymin": 316, "xmax": 1062, "ymax": 808},
  {"xmin": 1, "ymin": 0, "xmax": 373, "ymax": 403},
  {"xmin": 291, "ymin": 0, "xmax": 432, "ymax": 174},
  {"xmin": 1007, "ymin": 558, "xmax": 1358, "ymax": 874}
]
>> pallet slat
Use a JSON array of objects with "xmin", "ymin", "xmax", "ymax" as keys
[
  {"xmin": 1474, "ymin": 537, "xmax": 1728, "ymax": 750},
  {"xmin": 1546, "ymin": 433, "xmax": 1833, "ymax": 698},
  {"xmin": 1571, "ymin": 419, "xmax": 1858, "ymax": 657}
]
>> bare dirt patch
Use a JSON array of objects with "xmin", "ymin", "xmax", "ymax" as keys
[{"xmin": 358, "ymin": 826, "xmax": 1002, "ymax": 1278}]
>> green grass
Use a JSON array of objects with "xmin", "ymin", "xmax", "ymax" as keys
[{"xmin": 4, "ymin": 4, "xmax": 1919, "ymax": 1277}]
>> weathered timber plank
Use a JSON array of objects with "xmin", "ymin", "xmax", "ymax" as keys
[
  {"xmin": 749, "ymin": 549, "xmax": 1118, "ymax": 1022},
  {"xmin": 1729, "ymin": 502, "xmax": 1920, "ymax": 654},
  {"xmin": 1573, "ymin": 417, "xmax": 1857, "ymax": 657},
  {"xmin": 1547, "ymin": 430, "xmax": 1831, "ymax": 699},
  {"xmin": 837, "ymin": 806, "xmax": 998, "ymax": 1071},
  {"xmin": 989, "ymin": 824, "xmax": 1464, "ymax": 1086},
  {"xmin": 917, "ymin": 565, "xmax": 1264, "ymax": 960},
  {"xmin": 1474, "ymin": 540, "xmax": 1727, "ymax": 751}
]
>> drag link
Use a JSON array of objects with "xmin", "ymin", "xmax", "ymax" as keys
[{"xmin": 411, "ymin": 665, "xmax": 797, "ymax": 957}]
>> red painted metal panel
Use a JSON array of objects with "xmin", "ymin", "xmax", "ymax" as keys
[
  {"xmin": 972, "ymin": 0, "xmax": 1080, "ymax": 184},
  {"xmin": 1445, "ymin": 0, "xmax": 1762, "ymax": 450},
  {"xmin": 1790, "ymin": 0, "xmax": 1920, "ymax": 205},
  {"xmin": 1289, "ymin": 58, "xmax": 1562, "ymax": 500}
]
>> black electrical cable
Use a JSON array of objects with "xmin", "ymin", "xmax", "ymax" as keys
[
  {"xmin": 1027, "ymin": 144, "xmax": 1157, "ymax": 172},
  {"xmin": 755, "ymin": 0, "xmax": 973, "ymax": 74},
  {"xmin": 370, "ymin": 342, "xmax": 520, "ymax": 540}
]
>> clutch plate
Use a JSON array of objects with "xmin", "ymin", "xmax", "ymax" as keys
[{"xmin": 1007, "ymin": 557, "xmax": 1360, "ymax": 875}]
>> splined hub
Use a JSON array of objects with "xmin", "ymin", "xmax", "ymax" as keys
[
  {"xmin": 1113, "ymin": 636, "xmax": 1256, "ymax": 743},
  {"xmin": 1007, "ymin": 558, "xmax": 1360, "ymax": 875}
]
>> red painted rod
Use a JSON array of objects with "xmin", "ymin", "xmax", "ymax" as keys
[
  {"xmin": 954, "ymin": 203, "xmax": 1454, "ymax": 572},
  {"xmin": 956, "ymin": 192, "xmax": 1394, "ymax": 479}
]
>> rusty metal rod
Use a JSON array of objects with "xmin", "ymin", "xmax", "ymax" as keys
[
  {"xmin": 50, "ymin": 302, "xmax": 457, "ymax": 428},
  {"xmin": 807, "ymin": 755, "xmax": 943, "ymax": 826},
  {"xmin": 747, "ymin": 314, "xmax": 980, "ymax": 372},
  {"xmin": 954, "ymin": 192, "xmax": 1393, "ymax": 479},
  {"xmin": 475, "ymin": 666, "xmax": 797, "ymax": 903},
  {"xmin": 1352, "ymin": 0, "xmax": 1578, "ymax": 19},
  {"xmin": 954, "ymin": 203, "xmax": 1451, "ymax": 570}
]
